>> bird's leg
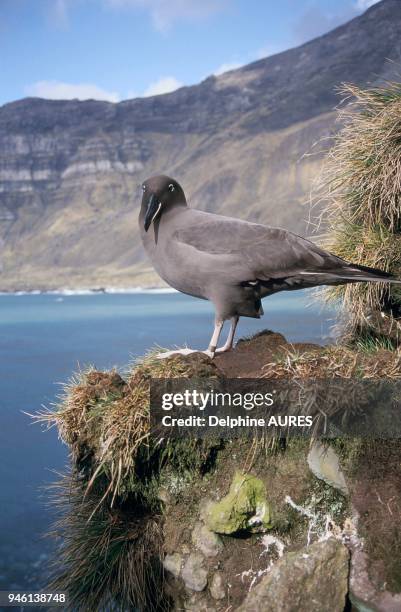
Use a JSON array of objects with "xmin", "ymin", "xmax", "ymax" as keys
[
  {"xmin": 157, "ymin": 318, "xmax": 225, "ymax": 361},
  {"xmin": 204, "ymin": 318, "xmax": 224, "ymax": 359},
  {"xmin": 156, "ymin": 319, "xmax": 224, "ymax": 360},
  {"xmin": 215, "ymin": 315, "xmax": 239, "ymax": 354}
]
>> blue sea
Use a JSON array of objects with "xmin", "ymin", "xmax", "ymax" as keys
[{"xmin": 0, "ymin": 290, "xmax": 336, "ymax": 592}]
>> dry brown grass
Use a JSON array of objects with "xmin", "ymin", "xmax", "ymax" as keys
[
  {"xmin": 262, "ymin": 345, "xmax": 401, "ymax": 380},
  {"xmin": 259, "ymin": 345, "xmax": 401, "ymax": 439},
  {"xmin": 36, "ymin": 351, "xmax": 218, "ymax": 503},
  {"xmin": 315, "ymin": 80, "xmax": 401, "ymax": 341}
]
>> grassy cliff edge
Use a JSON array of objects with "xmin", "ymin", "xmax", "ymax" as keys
[{"xmin": 36, "ymin": 331, "xmax": 401, "ymax": 611}]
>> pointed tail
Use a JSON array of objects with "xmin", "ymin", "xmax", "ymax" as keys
[
  {"xmin": 339, "ymin": 262, "xmax": 401, "ymax": 284},
  {"xmin": 298, "ymin": 262, "xmax": 401, "ymax": 286}
]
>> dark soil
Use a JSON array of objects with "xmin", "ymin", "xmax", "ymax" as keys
[{"xmin": 214, "ymin": 329, "xmax": 322, "ymax": 377}]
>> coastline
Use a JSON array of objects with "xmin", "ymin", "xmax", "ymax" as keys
[{"xmin": 0, "ymin": 286, "xmax": 176, "ymax": 296}]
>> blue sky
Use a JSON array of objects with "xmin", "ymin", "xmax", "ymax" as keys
[{"xmin": 0, "ymin": 0, "xmax": 380, "ymax": 106}]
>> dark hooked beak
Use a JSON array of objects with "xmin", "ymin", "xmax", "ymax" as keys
[{"xmin": 144, "ymin": 193, "xmax": 162, "ymax": 232}]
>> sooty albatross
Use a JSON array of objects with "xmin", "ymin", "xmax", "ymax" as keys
[{"xmin": 139, "ymin": 175, "xmax": 400, "ymax": 358}]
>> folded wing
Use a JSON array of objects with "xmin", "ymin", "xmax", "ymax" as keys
[{"xmin": 173, "ymin": 214, "xmax": 396, "ymax": 287}]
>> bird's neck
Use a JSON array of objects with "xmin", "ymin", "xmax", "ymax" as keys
[{"xmin": 140, "ymin": 204, "xmax": 189, "ymax": 247}]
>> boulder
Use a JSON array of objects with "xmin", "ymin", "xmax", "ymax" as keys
[
  {"xmin": 191, "ymin": 522, "xmax": 223, "ymax": 558},
  {"xmin": 163, "ymin": 552, "xmax": 183, "ymax": 578},
  {"xmin": 182, "ymin": 552, "xmax": 208, "ymax": 592},
  {"xmin": 237, "ymin": 538, "xmax": 349, "ymax": 612},
  {"xmin": 209, "ymin": 572, "xmax": 225, "ymax": 600},
  {"xmin": 349, "ymin": 547, "xmax": 401, "ymax": 612},
  {"xmin": 204, "ymin": 471, "xmax": 272, "ymax": 534},
  {"xmin": 307, "ymin": 442, "xmax": 349, "ymax": 495}
]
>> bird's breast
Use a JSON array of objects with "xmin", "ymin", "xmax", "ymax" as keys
[{"xmin": 142, "ymin": 234, "xmax": 208, "ymax": 300}]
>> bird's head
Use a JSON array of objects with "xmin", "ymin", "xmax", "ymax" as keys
[{"xmin": 141, "ymin": 175, "xmax": 187, "ymax": 232}]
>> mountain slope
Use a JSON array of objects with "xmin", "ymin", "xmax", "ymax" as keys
[{"xmin": 1, "ymin": 0, "xmax": 401, "ymax": 290}]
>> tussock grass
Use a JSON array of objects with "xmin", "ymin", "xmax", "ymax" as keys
[
  {"xmin": 36, "ymin": 350, "xmax": 220, "ymax": 610},
  {"xmin": 262, "ymin": 345, "xmax": 401, "ymax": 380},
  {"xmin": 48, "ymin": 475, "xmax": 166, "ymax": 612},
  {"xmin": 37, "ymin": 351, "xmax": 218, "ymax": 502},
  {"xmin": 260, "ymin": 345, "xmax": 401, "ymax": 438},
  {"xmin": 315, "ymin": 80, "xmax": 401, "ymax": 342}
]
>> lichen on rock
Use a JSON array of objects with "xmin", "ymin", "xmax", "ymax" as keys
[{"xmin": 204, "ymin": 471, "xmax": 272, "ymax": 534}]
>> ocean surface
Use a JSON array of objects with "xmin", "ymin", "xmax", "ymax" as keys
[{"xmin": 0, "ymin": 290, "xmax": 336, "ymax": 593}]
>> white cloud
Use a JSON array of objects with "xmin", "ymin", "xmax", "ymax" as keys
[
  {"xmin": 25, "ymin": 77, "xmax": 183, "ymax": 103},
  {"xmin": 213, "ymin": 61, "xmax": 243, "ymax": 76},
  {"xmin": 104, "ymin": 0, "xmax": 226, "ymax": 31},
  {"xmin": 355, "ymin": 0, "xmax": 380, "ymax": 9},
  {"xmin": 143, "ymin": 76, "xmax": 182, "ymax": 96},
  {"xmin": 25, "ymin": 80, "xmax": 120, "ymax": 102}
]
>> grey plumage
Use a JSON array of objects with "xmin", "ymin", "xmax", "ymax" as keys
[{"xmin": 139, "ymin": 175, "xmax": 400, "ymax": 355}]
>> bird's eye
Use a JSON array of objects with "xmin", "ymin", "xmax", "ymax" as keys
[
  {"xmin": 168, "ymin": 183, "xmax": 175, "ymax": 192},
  {"xmin": 142, "ymin": 185, "xmax": 146, "ymax": 192}
]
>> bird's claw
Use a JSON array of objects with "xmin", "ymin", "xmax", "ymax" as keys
[
  {"xmin": 157, "ymin": 346, "xmax": 232, "ymax": 360},
  {"xmin": 215, "ymin": 346, "xmax": 233, "ymax": 354}
]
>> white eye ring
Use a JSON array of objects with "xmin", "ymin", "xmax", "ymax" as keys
[
  {"xmin": 142, "ymin": 185, "xmax": 146, "ymax": 192},
  {"xmin": 168, "ymin": 183, "xmax": 175, "ymax": 192}
]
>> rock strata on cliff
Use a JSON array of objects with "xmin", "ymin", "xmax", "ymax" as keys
[{"xmin": 1, "ymin": 0, "xmax": 401, "ymax": 289}]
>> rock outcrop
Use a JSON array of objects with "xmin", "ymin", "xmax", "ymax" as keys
[{"xmin": 237, "ymin": 539, "xmax": 349, "ymax": 612}]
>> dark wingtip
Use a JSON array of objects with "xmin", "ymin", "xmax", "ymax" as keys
[{"xmin": 350, "ymin": 262, "xmax": 395, "ymax": 280}]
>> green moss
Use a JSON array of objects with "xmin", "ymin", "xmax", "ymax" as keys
[{"xmin": 205, "ymin": 471, "xmax": 273, "ymax": 534}]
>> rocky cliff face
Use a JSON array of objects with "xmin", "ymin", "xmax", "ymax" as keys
[
  {"xmin": 1, "ymin": 0, "xmax": 401, "ymax": 289},
  {"xmin": 42, "ymin": 330, "xmax": 401, "ymax": 610}
]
